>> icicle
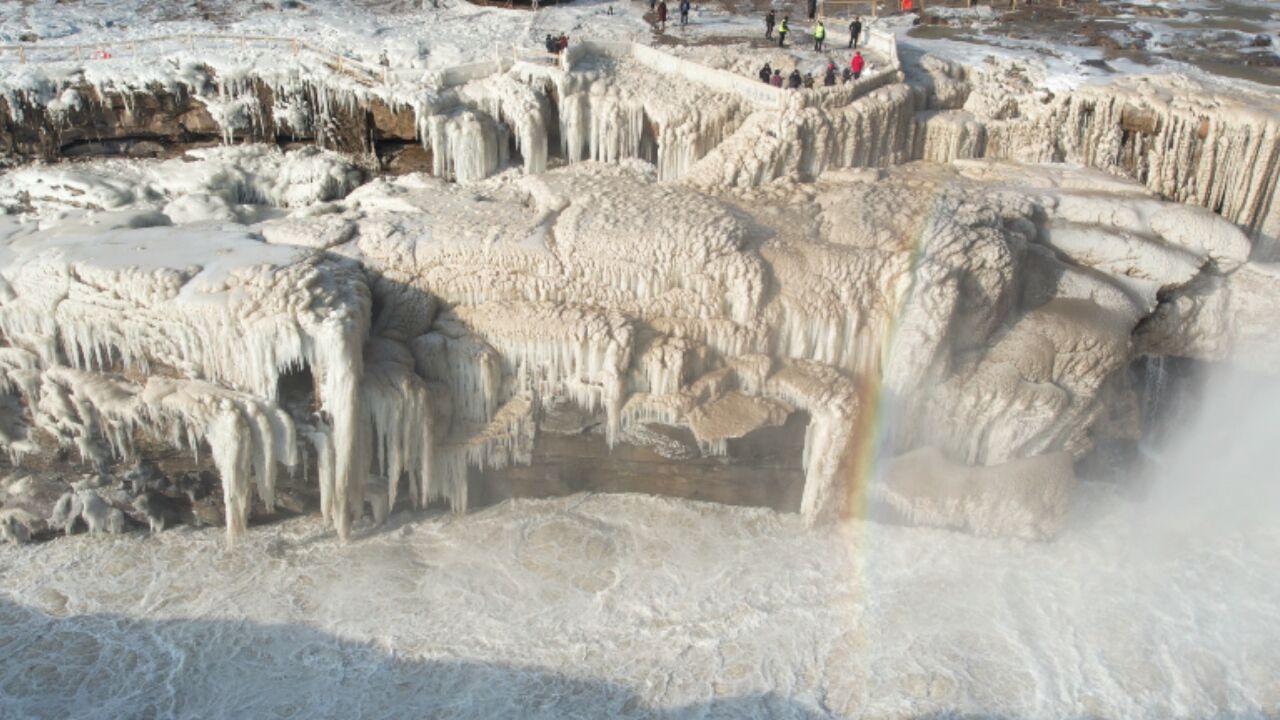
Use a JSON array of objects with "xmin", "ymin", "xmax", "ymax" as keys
[{"xmin": 209, "ymin": 402, "xmax": 254, "ymax": 543}]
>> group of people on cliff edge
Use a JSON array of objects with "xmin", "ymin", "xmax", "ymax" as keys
[
  {"xmin": 544, "ymin": 33, "xmax": 569, "ymax": 53},
  {"xmin": 766, "ymin": 11, "xmax": 862, "ymax": 50},
  {"xmin": 758, "ymin": 51, "xmax": 863, "ymax": 91}
]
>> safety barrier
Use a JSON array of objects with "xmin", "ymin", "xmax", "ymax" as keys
[{"xmin": 865, "ymin": 28, "xmax": 898, "ymax": 68}]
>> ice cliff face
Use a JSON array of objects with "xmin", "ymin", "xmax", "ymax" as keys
[
  {"xmin": 0, "ymin": 210, "xmax": 369, "ymax": 543},
  {"xmin": 2, "ymin": 141, "xmax": 1272, "ymax": 543},
  {"xmin": 1, "ymin": 34, "xmax": 1278, "ymax": 545},
  {"xmin": 5, "ymin": 39, "xmax": 1274, "ymax": 255},
  {"xmin": 905, "ymin": 57, "xmax": 1280, "ymax": 255}
]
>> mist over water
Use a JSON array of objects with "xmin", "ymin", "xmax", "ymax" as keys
[
  {"xmin": 1135, "ymin": 365, "xmax": 1280, "ymax": 541},
  {"xmin": 0, "ymin": 367, "xmax": 1277, "ymax": 719}
]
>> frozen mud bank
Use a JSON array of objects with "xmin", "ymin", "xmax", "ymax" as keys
[{"xmin": 2, "ymin": 145, "xmax": 1275, "ymax": 544}]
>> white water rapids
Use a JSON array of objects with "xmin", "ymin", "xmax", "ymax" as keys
[{"xmin": 1, "ymin": 370, "xmax": 1277, "ymax": 719}]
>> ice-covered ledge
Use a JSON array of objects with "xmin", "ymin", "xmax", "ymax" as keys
[{"xmin": 3, "ymin": 151, "xmax": 1274, "ymax": 548}]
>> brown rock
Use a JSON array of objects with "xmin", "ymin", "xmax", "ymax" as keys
[
  {"xmin": 370, "ymin": 100, "xmax": 418, "ymax": 140},
  {"xmin": 385, "ymin": 144, "xmax": 433, "ymax": 174}
]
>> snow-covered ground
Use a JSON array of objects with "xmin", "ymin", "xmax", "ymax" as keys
[
  {"xmin": 0, "ymin": 0, "xmax": 651, "ymax": 73},
  {"xmin": 2, "ymin": 0, "xmax": 1275, "ymax": 95},
  {"xmin": 900, "ymin": 0, "xmax": 1280, "ymax": 92}
]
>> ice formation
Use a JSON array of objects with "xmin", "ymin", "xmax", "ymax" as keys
[
  {"xmin": 1, "ymin": 26, "xmax": 1278, "ymax": 545},
  {"xmin": 0, "ymin": 210, "xmax": 368, "ymax": 542}
]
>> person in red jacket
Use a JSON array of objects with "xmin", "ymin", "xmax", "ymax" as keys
[
  {"xmin": 656, "ymin": 0, "xmax": 668, "ymax": 31},
  {"xmin": 851, "ymin": 50, "xmax": 864, "ymax": 80}
]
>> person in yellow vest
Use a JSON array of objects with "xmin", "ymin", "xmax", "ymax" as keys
[
  {"xmin": 777, "ymin": 17, "xmax": 789, "ymax": 47},
  {"xmin": 813, "ymin": 20, "xmax": 826, "ymax": 51}
]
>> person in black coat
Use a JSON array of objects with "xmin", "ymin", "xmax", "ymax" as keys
[
  {"xmin": 848, "ymin": 16, "xmax": 862, "ymax": 48},
  {"xmin": 787, "ymin": 69, "xmax": 802, "ymax": 89},
  {"xmin": 759, "ymin": 62, "xmax": 773, "ymax": 83},
  {"xmin": 765, "ymin": 9, "xmax": 775, "ymax": 39}
]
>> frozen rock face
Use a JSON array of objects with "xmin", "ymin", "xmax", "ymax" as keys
[
  {"xmin": 0, "ymin": 118, "xmax": 1276, "ymax": 543},
  {"xmin": 0, "ymin": 210, "xmax": 370, "ymax": 543},
  {"xmin": 918, "ymin": 65, "xmax": 1280, "ymax": 255},
  {"xmin": 1137, "ymin": 262, "xmax": 1280, "ymax": 376}
]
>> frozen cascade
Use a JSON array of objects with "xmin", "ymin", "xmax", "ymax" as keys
[
  {"xmin": 551, "ymin": 56, "xmax": 749, "ymax": 181},
  {"xmin": 913, "ymin": 110, "xmax": 986, "ymax": 163},
  {"xmin": 307, "ymin": 313, "xmax": 369, "ymax": 541},
  {"xmin": 976, "ymin": 76, "xmax": 1280, "ymax": 253},
  {"xmin": 4, "ymin": 40, "xmax": 1275, "ymax": 256},
  {"xmin": 763, "ymin": 360, "xmax": 862, "ymax": 524},
  {"xmin": 361, "ymin": 337, "xmax": 435, "ymax": 513},
  {"xmin": 685, "ymin": 81, "xmax": 915, "ymax": 187},
  {"xmin": 464, "ymin": 73, "xmax": 552, "ymax": 175},
  {"xmin": 448, "ymin": 302, "xmax": 634, "ymax": 447},
  {"xmin": 1, "ymin": 41, "xmax": 1278, "ymax": 547},
  {"xmin": 411, "ymin": 332, "xmax": 503, "ymax": 428},
  {"xmin": 425, "ymin": 110, "xmax": 508, "ymax": 184},
  {"xmin": 0, "ymin": 216, "xmax": 373, "ymax": 541},
  {"xmin": 10, "ymin": 366, "xmax": 298, "ymax": 543},
  {"xmin": 557, "ymin": 84, "xmax": 650, "ymax": 166}
]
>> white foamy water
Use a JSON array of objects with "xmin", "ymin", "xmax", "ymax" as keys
[
  {"xmin": 0, "ymin": 481, "xmax": 1276, "ymax": 719},
  {"xmin": 2, "ymin": 372, "xmax": 1279, "ymax": 719}
]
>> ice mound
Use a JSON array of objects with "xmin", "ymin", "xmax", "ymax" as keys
[
  {"xmin": 0, "ymin": 147, "xmax": 1276, "ymax": 544},
  {"xmin": 0, "ymin": 145, "xmax": 363, "ymax": 223}
]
